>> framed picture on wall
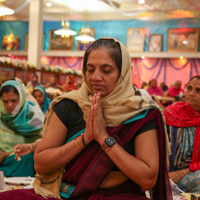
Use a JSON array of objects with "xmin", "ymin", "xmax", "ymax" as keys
[
  {"xmin": 126, "ymin": 28, "xmax": 145, "ymax": 52},
  {"xmin": 0, "ymin": 67, "xmax": 14, "ymax": 82},
  {"xmin": 167, "ymin": 28, "xmax": 199, "ymax": 52},
  {"xmin": 149, "ymin": 34, "xmax": 163, "ymax": 52},
  {"xmin": 25, "ymin": 33, "xmax": 45, "ymax": 51},
  {"xmin": 77, "ymin": 28, "xmax": 95, "ymax": 51},
  {"xmin": 48, "ymin": 30, "xmax": 74, "ymax": 50},
  {"xmin": 1, "ymin": 34, "xmax": 20, "ymax": 50}
]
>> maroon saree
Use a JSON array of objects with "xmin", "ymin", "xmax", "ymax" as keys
[{"xmin": 0, "ymin": 109, "xmax": 172, "ymax": 200}]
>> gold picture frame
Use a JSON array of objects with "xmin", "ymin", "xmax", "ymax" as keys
[
  {"xmin": 149, "ymin": 34, "xmax": 163, "ymax": 52},
  {"xmin": 167, "ymin": 28, "xmax": 199, "ymax": 52},
  {"xmin": 48, "ymin": 30, "xmax": 74, "ymax": 50},
  {"xmin": 126, "ymin": 28, "xmax": 145, "ymax": 52}
]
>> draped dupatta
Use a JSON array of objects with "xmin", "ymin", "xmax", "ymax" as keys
[
  {"xmin": 164, "ymin": 102, "xmax": 200, "ymax": 172},
  {"xmin": 61, "ymin": 109, "xmax": 172, "ymax": 200}
]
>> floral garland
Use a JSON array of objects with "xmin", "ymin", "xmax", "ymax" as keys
[
  {"xmin": 0, "ymin": 56, "xmax": 36, "ymax": 70},
  {"xmin": 0, "ymin": 56, "xmax": 82, "ymax": 76},
  {"xmin": 41, "ymin": 64, "xmax": 82, "ymax": 76}
]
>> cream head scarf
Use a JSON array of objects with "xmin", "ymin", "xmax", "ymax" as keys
[{"xmin": 44, "ymin": 38, "xmax": 162, "ymax": 130}]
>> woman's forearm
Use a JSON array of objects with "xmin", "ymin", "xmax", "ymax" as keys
[
  {"xmin": 34, "ymin": 135, "xmax": 85, "ymax": 175},
  {"xmin": 105, "ymin": 143, "xmax": 158, "ymax": 190}
]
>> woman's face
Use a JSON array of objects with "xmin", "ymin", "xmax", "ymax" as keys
[
  {"xmin": 85, "ymin": 48, "xmax": 120, "ymax": 97},
  {"xmin": 33, "ymin": 75, "xmax": 38, "ymax": 82},
  {"xmin": 185, "ymin": 78, "xmax": 200, "ymax": 112},
  {"xmin": 33, "ymin": 90, "xmax": 44, "ymax": 106},
  {"xmin": 2, "ymin": 91, "xmax": 20, "ymax": 113},
  {"xmin": 151, "ymin": 80, "xmax": 157, "ymax": 87}
]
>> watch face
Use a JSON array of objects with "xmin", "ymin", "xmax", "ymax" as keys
[{"xmin": 105, "ymin": 136, "xmax": 116, "ymax": 147}]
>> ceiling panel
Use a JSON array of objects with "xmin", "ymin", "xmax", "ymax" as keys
[{"xmin": 2, "ymin": 0, "xmax": 200, "ymax": 21}]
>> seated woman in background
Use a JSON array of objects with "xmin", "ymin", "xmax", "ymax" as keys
[
  {"xmin": 0, "ymin": 80, "xmax": 44, "ymax": 177},
  {"xmin": 147, "ymin": 79, "xmax": 163, "ymax": 97},
  {"xmin": 164, "ymin": 76, "xmax": 200, "ymax": 194},
  {"xmin": 26, "ymin": 73, "xmax": 40, "ymax": 94},
  {"xmin": 32, "ymin": 85, "xmax": 52, "ymax": 114},
  {"xmin": 0, "ymin": 38, "xmax": 172, "ymax": 199},
  {"xmin": 160, "ymin": 82, "xmax": 168, "ymax": 92},
  {"xmin": 164, "ymin": 80, "xmax": 184, "ymax": 97},
  {"xmin": 62, "ymin": 74, "xmax": 77, "ymax": 92},
  {"xmin": 11, "ymin": 77, "xmax": 40, "ymax": 107}
]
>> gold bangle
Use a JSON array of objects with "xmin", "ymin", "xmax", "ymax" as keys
[
  {"xmin": 74, "ymin": 138, "xmax": 82, "ymax": 149},
  {"xmin": 182, "ymin": 169, "xmax": 187, "ymax": 176},
  {"xmin": 28, "ymin": 143, "xmax": 33, "ymax": 151}
]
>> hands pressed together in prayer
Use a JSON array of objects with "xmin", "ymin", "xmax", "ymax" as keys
[{"xmin": 84, "ymin": 92, "xmax": 108, "ymax": 146}]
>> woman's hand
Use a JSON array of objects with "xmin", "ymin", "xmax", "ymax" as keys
[
  {"xmin": 13, "ymin": 144, "xmax": 32, "ymax": 160},
  {"xmin": 84, "ymin": 98, "xmax": 95, "ymax": 145},
  {"xmin": 92, "ymin": 93, "xmax": 108, "ymax": 143},
  {"xmin": 169, "ymin": 170, "xmax": 185, "ymax": 184}
]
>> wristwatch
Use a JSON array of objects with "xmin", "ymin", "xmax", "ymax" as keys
[{"xmin": 101, "ymin": 136, "xmax": 116, "ymax": 151}]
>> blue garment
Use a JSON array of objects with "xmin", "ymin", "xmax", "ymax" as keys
[
  {"xmin": 168, "ymin": 125, "xmax": 200, "ymax": 193},
  {"xmin": 0, "ymin": 153, "xmax": 35, "ymax": 177},
  {"xmin": 33, "ymin": 86, "xmax": 52, "ymax": 114}
]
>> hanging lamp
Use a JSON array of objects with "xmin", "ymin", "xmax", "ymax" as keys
[
  {"xmin": 75, "ymin": 28, "xmax": 95, "ymax": 44},
  {"xmin": 75, "ymin": 12, "xmax": 95, "ymax": 44},
  {"xmin": 0, "ymin": 0, "xmax": 14, "ymax": 17},
  {"xmin": 54, "ymin": 19, "xmax": 76, "ymax": 38}
]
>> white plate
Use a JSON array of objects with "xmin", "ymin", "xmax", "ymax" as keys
[{"xmin": 4, "ymin": 177, "xmax": 35, "ymax": 185}]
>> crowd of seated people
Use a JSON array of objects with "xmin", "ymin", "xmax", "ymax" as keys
[
  {"xmin": 1, "ymin": 39, "xmax": 200, "ymax": 199},
  {"xmin": 0, "ymin": 74, "xmax": 79, "ymax": 178}
]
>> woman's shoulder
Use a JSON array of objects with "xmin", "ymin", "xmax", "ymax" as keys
[
  {"xmin": 53, "ymin": 98, "xmax": 81, "ymax": 116},
  {"xmin": 54, "ymin": 98, "xmax": 78, "ymax": 108}
]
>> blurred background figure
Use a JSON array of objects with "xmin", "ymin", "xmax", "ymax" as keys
[
  {"xmin": 141, "ymin": 81, "xmax": 147, "ymax": 89},
  {"xmin": 147, "ymin": 79, "xmax": 163, "ymax": 96},
  {"xmin": 160, "ymin": 82, "xmax": 168, "ymax": 92},
  {"xmin": 26, "ymin": 73, "xmax": 40, "ymax": 94},
  {"xmin": 32, "ymin": 85, "xmax": 52, "ymax": 114},
  {"xmin": 76, "ymin": 77, "xmax": 83, "ymax": 90},
  {"xmin": 164, "ymin": 80, "xmax": 184, "ymax": 97},
  {"xmin": 0, "ymin": 80, "xmax": 44, "ymax": 177},
  {"xmin": 43, "ymin": 75, "xmax": 62, "ymax": 91},
  {"xmin": 43, "ymin": 75, "xmax": 62, "ymax": 99},
  {"xmin": 62, "ymin": 75, "xmax": 77, "ymax": 92},
  {"xmin": 180, "ymin": 93, "xmax": 186, "ymax": 102}
]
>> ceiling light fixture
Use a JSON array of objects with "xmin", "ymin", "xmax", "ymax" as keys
[
  {"xmin": 75, "ymin": 28, "xmax": 95, "ymax": 44},
  {"xmin": 138, "ymin": 0, "xmax": 145, "ymax": 4},
  {"xmin": 75, "ymin": 8, "xmax": 95, "ymax": 44},
  {"xmin": 54, "ymin": 20, "xmax": 77, "ymax": 37},
  {"xmin": 46, "ymin": 2, "xmax": 52, "ymax": 7},
  {"xmin": 0, "ymin": 0, "xmax": 14, "ymax": 17}
]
